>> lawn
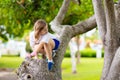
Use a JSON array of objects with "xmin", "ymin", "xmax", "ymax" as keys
[
  {"xmin": 0, "ymin": 57, "xmax": 103, "ymax": 80},
  {"xmin": 0, "ymin": 57, "xmax": 24, "ymax": 68},
  {"xmin": 62, "ymin": 58, "xmax": 103, "ymax": 80}
]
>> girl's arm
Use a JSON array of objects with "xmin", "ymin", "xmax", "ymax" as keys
[
  {"xmin": 34, "ymin": 42, "xmax": 44, "ymax": 53},
  {"xmin": 29, "ymin": 32, "xmax": 35, "ymax": 50}
]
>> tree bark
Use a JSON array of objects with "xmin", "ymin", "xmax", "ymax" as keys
[
  {"xmin": 50, "ymin": 0, "xmax": 71, "ymax": 34},
  {"xmin": 115, "ymin": 2, "xmax": 120, "ymax": 44},
  {"xmin": 92, "ymin": 0, "xmax": 120, "ymax": 80},
  {"xmin": 76, "ymin": 36, "xmax": 80, "ymax": 64},
  {"xmin": 92, "ymin": 0, "xmax": 106, "ymax": 42},
  {"xmin": 105, "ymin": 2, "xmax": 120, "ymax": 80},
  {"xmin": 102, "ymin": 0, "xmax": 119, "ymax": 80},
  {"xmin": 69, "ymin": 36, "xmax": 80, "ymax": 74},
  {"xmin": 17, "ymin": 58, "xmax": 60, "ymax": 80},
  {"xmin": 105, "ymin": 47, "xmax": 120, "ymax": 80}
]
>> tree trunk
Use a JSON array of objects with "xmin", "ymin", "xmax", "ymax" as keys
[
  {"xmin": 17, "ymin": 58, "xmax": 61, "ymax": 80},
  {"xmin": 69, "ymin": 36, "xmax": 80, "ymax": 74},
  {"xmin": 76, "ymin": 36, "xmax": 80, "ymax": 64},
  {"xmin": 92, "ymin": 0, "xmax": 120, "ymax": 80},
  {"xmin": 105, "ymin": 2, "xmax": 120, "ymax": 80}
]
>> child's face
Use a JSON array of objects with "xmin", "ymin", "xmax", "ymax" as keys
[{"xmin": 40, "ymin": 25, "xmax": 48, "ymax": 35}]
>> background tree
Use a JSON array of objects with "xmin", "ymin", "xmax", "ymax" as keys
[
  {"xmin": 92, "ymin": 0, "xmax": 120, "ymax": 80},
  {"xmin": 69, "ymin": 36, "xmax": 81, "ymax": 74}
]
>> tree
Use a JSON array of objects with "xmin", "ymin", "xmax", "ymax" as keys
[
  {"xmin": 69, "ymin": 36, "xmax": 80, "ymax": 74},
  {"xmin": 92, "ymin": 0, "xmax": 120, "ymax": 80},
  {"xmin": 17, "ymin": 0, "xmax": 96, "ymax": 80}
]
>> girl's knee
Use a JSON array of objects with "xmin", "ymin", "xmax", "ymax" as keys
[{"xmin": 48, "ymin": 39, "xmax": 55, "ymax": 49}]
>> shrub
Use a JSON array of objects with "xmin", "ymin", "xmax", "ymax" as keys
[
  {"xmin": 80, "ymin": 48, "xmax": 96, "ymax": 57},
  {"xmin": 64, "ymin": 49, "xmax": 71, "ymax": 57},
  {"xmin": 64, "ymin": 48, "xmax": 104, "ymax": 57},
  {"xmin": 26, "ymin": 41, "xmax": 32, "ymax": 53}
]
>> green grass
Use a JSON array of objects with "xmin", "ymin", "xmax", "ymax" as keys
[
  {"xmin": 0, "ymin": 57, "xmax": 103, "ymax": 80},
  {"xmin": 0, "ymin": 57, "xmax": 24, "ymax": 68},
  {"xmin": 62, "ymin": 58, "xmax": 103, "ymax": 80}
]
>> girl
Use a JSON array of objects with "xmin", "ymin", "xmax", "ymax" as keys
[{"xmin": 27, "ymin": 19, "xmax": 60, "ymax": 71}]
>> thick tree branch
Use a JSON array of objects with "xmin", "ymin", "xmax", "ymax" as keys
[
  {"xmin": 104, "ymin": 0, "xmax": 116, "ymax": 41},
  {"xmin": 70, "ymin": 15, "xmax": 96, "ymax": 37},
  {"xmin": 17, "ymin": 58, "xmax": 59, "ymax": 80},
  {"xmin": 53, "ymin": 0, "xmax": 70, "ymax": 24},
  {"xmin": 106, "ymin": 47, "xmax": 120, "ymax": 80},
  {"xmin": 104, "ymin": 0, "xmax": 118, "ymax": 62},
  {"xmin": 118, "ymin": 0, "xmax": 120, "ymax": 4},
  {"xmin": 50, "ymin": 0, "xmax": 71, "ymax": 34},
  {"xmin": 100, "ymin": 0, "xmax": 119, "ymax": 80},
  {"xmin": 114, "ymin": 3, "xmax": 120, "ymax": 46},
  {"xmin": 57, "ymin": 15, "xmax": 96, "ymax": 60},
  {"xmin": 57, "ymin": 15, "xmax": 97, "ymax": 61},
  {"xmin": 92, "ymin": 0, "xmax": 106, "ymax": 42},
  {"xmin": 104, "ymin": 2, "xmax": 120, "ymax": 80}
]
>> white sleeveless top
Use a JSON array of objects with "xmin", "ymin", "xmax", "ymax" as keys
[{"xmin": 29, "ymin": 31, "xmax": 58, "ymax": 48}]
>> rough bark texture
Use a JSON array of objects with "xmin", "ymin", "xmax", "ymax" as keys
[
  {"xmin": 17, "ymin": 58, "xmax": 59, "ymax": 80},
  {"xmin": 92, "ymin": 0, "xmax": 120, "ymax": 80},
  {"xmin": 115, "ymin": 3, "xmax": 120, "ymax": 43},
  {"xmin": 106, "ymin": 47, "xmax": 120, "ymax": 80},
  {"xmin": 103, "ymin": 0, "xmax": 117, "ymax": 79},
  {"xmin": 102, "ymin": 0, "xmax": 119, "ymax": 80},
  {"xmin": 92, "ymin": 0, "xmax": 106, "ymax": 41},
  {"xmin": 72, "ymin": 15, "xmax": 96, "ymax": 36},
  {"xmin": 50, "ymin": 0, "xmax": 71, "ymax": 34},
  {"xmin": 76, "ymin": 36, "xmax": 80, "ymax": 64},
  {"xmin": 105, "ymin": 3, "xmax": 120, "ymax": 80}
]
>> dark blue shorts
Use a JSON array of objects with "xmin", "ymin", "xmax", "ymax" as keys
[{"xmin": 53, "ymin": 39, "xmax": 60, "ymax": 50}]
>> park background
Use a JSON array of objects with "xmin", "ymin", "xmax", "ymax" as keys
[{"xmin": 0, "ymin": 0, "xmax": 108, "ymax": 80}]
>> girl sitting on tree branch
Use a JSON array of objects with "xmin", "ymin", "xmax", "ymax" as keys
[{"xmin": 27, "ymin": 19, "xmax": 60, "ymax": 71}]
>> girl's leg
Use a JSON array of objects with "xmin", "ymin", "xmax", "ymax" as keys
[
  {"xmin": 34, "ymin": 43, "xmax": 45, "ymax": 53},
  {"xmin": 43, "ymin": 39, "xmax": 55, "ymax": 60},
  {"xmin": 28, "ymin": 43, "xmax": 46, "ymax": 58},
  {"xmin": 43, "ymin": 39, "xmax": 55, "ymax": 70}
]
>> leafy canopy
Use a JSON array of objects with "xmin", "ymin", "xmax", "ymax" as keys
[{"xmin": 0, "ymin": 0, "xmax": 93, "ymax": 41}]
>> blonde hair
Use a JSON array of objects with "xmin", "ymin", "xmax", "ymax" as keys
[{"xmin": 34, "ymin": 19, "xmax": 47, "ymax": 41}]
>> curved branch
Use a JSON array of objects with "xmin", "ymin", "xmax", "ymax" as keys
[
  {"xmin": 106, "ymin": 47, "xmax": 120, "ymax": 80},
  {"xmin": 54, "ymin": 0, "xmax": 71, "ymax": 24},
  {"xmin": 104, "ymin": 0, "xmax": 116, "ymax": 40},
  {"xmin": 50, "ymin": 0, "xmax": 71, "ymax": 33},
  {"xmin": 92, "ymin": 0, "xmax": 106, "ymax": 42},
  {"xmin": 70, "ymin": 15, "xmax": 96, "ymax": 37},
  {"xmin": 17, "ymin": 0, "xmax": 25, "ymax": 5},
  {"xmin": 118, "ymin": 0, "xmax": 120, "ymax": 4}
]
